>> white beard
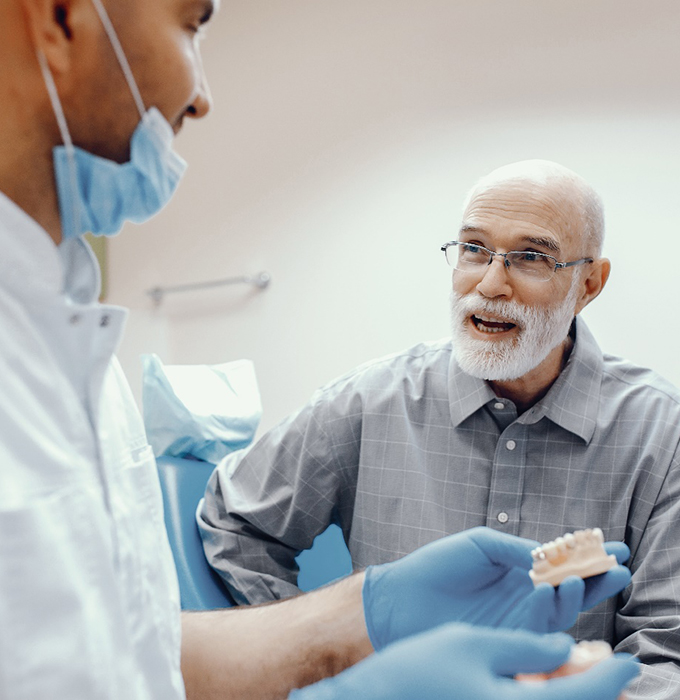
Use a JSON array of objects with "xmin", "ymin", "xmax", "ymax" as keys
[{"xmin": 449, "ymin": 280, "xmax": 580, "ymax": 382}]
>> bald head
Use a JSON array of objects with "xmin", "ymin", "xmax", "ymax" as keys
[{"xmin": 463, "ymin": 160, "xmax": 605, "ymax": 257}]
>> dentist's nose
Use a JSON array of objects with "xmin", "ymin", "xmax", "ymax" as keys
[
  {"xmin": 186, "ymin": 85, "xmax": 211, "ymax": 119},
  {"xmin": 186, "ymin": 50, "xmax": 212, "ymax": 119}
]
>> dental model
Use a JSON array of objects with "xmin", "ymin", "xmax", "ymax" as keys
[
  {"xmin": 517, "ymin": 640, "xmax": 626, "ymax": 699},
  {"xmin": 529, "ymin": 528, "xmax": 617, "ymax": 586}
]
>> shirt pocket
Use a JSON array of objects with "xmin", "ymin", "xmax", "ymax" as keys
[{"xmin": 0, "ymin": 488, "xmax": 119, "ymax": 700}]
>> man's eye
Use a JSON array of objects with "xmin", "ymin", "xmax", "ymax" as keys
[{"xmin": 465, "ymin": 244, "xmax": 482, "ymax": 254}]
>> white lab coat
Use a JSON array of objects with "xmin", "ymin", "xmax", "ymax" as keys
[{"xmin": 0, "ymin": 192, "xmax": 185, "ymax": 700}]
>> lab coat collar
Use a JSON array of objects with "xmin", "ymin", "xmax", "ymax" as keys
[
  {"xmin": 0, "ymin": 190, "xmax": 101, "ymax": 305},
  {"xmin": 448, "ymin": 316, "xmax": 602, "ymax": 444},
  {"xmin": 0, "ymin": 190, "xmax": 63, "ymax": 302}
]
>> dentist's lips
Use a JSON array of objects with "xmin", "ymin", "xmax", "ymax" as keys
[{"xmin": 470, "ymin": 314, "xmax": 517, "ymax": 334}]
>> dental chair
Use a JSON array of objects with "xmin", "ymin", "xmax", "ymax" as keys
[{"xmin": 156, "ymin": 455, "xmax": 353, "ymax": 610}]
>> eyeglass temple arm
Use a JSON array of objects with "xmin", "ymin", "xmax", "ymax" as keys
[{"xmin": 555, "ymin": 258, "xmax": 594, "ymax": 270}]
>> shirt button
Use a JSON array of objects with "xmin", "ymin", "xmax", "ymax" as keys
[
  {"xmin": 506, "ymin": 440, "xmax": 516, "ymax": 451},
  {"xmin": 497, "ymin": 512, "xmax": 509, "ymax": 524},
  {"xmin": 494, "ymin": 402, "xmax": 504, "ymax": 410}
]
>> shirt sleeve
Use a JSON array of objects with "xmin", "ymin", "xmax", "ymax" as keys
[
  {"xmin": 197, "ymin": 381, "xmax": 362, "ymax": 604},
  {"xmin": 614, "ymin": 448, "xmax": 680, "ymax": 698}
]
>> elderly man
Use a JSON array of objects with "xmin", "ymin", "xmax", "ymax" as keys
[
  {"xmin": 200, "ymin": 159, "xmax": 680, "ymax": 698},
  {"xmin": 0, "ymin": 2, "xmax": 640, "ymax": 700}
]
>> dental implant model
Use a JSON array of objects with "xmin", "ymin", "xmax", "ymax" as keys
[
  {"xmin": 517, "ymin": 640, "xmax": 626, "ymax": 699},
  {"xmin": 529, "ymin": 528, "xmax": 617, "ymax": 586}
]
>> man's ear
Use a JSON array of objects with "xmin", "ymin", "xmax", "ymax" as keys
[
  {"xmin": 574, "ymin": 257, "xmax": 610, "ymax": 316},
  {"xmin": 20, "ymin": 0, "xmax": 84, "ymax": 74}
]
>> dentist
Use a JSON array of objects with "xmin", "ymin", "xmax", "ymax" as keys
[{"xmin": 0, "ymin": 1, "xmax": 638, "ymax": 699}]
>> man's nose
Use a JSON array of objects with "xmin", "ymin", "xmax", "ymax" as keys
[{"xmin": 475, "ymin": 256, "xmax": 513, "ymax": 298}]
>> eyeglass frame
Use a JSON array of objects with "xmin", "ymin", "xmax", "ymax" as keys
[{"xmin": 440, "ymin": 240, "xmax": 594, "ymax": 281}]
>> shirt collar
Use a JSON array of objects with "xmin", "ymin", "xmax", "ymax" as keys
[
  {"xmin": 525, "ymin": 316, "xmax": 602, "ymax": 444},
  {"xmin": 0, "ymin": 190, "xmax": 101, "ymax": 305},
  {"xmin": 448, "ymin": 316, "xmax": 603, "ymax": 444}
]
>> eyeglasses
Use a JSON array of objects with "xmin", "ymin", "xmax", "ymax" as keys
[{"xmin": 440, "ymin": 240, "xmax": 593, "ymax": 283}]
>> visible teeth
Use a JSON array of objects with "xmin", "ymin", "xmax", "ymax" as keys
[
  {"xmin": 544, "ymin": 543, "xmax": 559, "ymax": 561},
  {"xmin": 531, "ymin": 547, "xmax": 546, "ymax": 561},
  {"xmin": 565, "ymin": 533, "xmax": 576, "ymax": 549},
  {"xmin": 476, "ymin": 314, "xmax": 512, "ymax": 324},
  {"xmin": 472, "ymin": 315, "xmax": 516, "ymax": 334}
]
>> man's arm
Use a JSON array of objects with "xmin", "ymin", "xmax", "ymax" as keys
[
  {"xmin": 614, "ymin": 453, "xmax": 680, "ymax": 698},
  {"xmin": 198, "ymin": 384, "xmax": 362, "ymax": 604}
]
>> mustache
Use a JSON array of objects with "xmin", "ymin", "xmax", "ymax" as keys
[{"xmin": 450, "ymin": 292, "xmax": 537, "ymax": 330}]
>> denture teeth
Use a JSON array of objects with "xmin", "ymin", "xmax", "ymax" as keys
[
  {"xmin": 531, "ymin": 547, "xmax": 546, "ymax": 561},
  {"xmin": 544, "ymin": 543, "xmax": 558, "ymax": 561},
  {"xmin": 529, "ymin": 527, "xmax": 617, "ymax": 587}
]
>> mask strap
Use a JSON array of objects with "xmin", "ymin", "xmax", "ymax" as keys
[
  {"xmin": 90, "ymin": 0, "xmax": 147, "ymax": 120},
  {"xmin": 36, "ymin": 50, "xmax": 74, "ymax": 150},
  {"xmin": 36, "ymin": 50, "xmax": 82, "ymax": 239}
]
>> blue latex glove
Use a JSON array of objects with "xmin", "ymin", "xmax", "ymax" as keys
[
  {"xmin": 289, "ymin": 624, "xmax": 639, "ymax": 700},
  {"xmin": 363, "ymin": 526, "xmax": 631, "ymax": 650}
]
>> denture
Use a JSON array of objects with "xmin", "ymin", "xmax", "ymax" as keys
[{"xmin": 529, "ymin": 528, "xmax": 617, "ymax": 586}]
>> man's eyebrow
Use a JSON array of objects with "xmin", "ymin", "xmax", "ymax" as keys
[
  {"xmin": 525, "ymin": 236, "xmax": 560, "ymax": 254},
  {"xmin": 458, "ymin": 226, "xmax": 560, "ymax": 254},
  {"xmin": 458, "ymin": 224, "xmax": 486, "ymax": 236}
]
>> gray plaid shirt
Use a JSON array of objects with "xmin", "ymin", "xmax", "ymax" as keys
[{"xmin": 199, "ymin": 317, "xmax": 680, "ymax": 698}]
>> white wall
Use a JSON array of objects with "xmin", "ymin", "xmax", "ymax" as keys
[{"xmin": 109, "ymin": 0, "xmax": 680, "ymax": 434}]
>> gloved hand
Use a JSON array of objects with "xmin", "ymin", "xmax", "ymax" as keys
[
  {"xmin": 289, "ymin": 624, "xmax": 639, "ymax": 700},
  {"xmin": 363, "ymin": 526, "xmax": 631, "ymax": 650}
]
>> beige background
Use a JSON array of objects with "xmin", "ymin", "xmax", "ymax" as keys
[{"xmin": 109, "ymin": 0, "xmax": 680, "ymax": 434}]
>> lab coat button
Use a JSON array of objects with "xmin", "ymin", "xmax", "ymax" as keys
[
  {"xmin": 69, "ymin": 314, "xmax": 81, "ymax": 325},
  {"xmin": 497, "ymin": 512, "xmax": 509, "ymax": 524},
  {"xmin": 100, "ymin": 315, "xmax": 110, "ymax": 328},
  {"xmin": 506, "ymin": 440, "xmax": 516, "ymax": 451}
]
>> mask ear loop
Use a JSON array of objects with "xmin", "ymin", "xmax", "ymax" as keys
[
  {"xmin": 36, "ymin": 50, "xmax": 82, "ymax": 240},
  {"xmin": 89, "ymin": 0, "xmax": 147, "ymax": 121}
]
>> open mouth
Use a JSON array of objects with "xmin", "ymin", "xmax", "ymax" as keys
[{"xmin": 471, "ymin": 314, "xmax": 517, "ymax": 334}]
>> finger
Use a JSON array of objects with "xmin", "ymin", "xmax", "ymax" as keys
[
  {"xmin": 517, "ymin": 656, "xmax": 640, "ymax": 700},
  {"xmin": 470, "ymin": 527, "xmax": 539, "ymax": 571},
  {"xmin": 518, "ymin": 584, "xmax": 557, "ymax": 633},
  {"xmin": 604, "ymin": 541, "xmax": 630, "ymax": 565},
  {"xmin": 551, "ymin": 576, "xmax": 585, "ymax": 631},
  {"xmin": 582, "ymin": 565, "xmax": 631, "ymax": 610},
  {"xmin": 485, "ymin": 630, "xmax": 573, "ymax": 676}
]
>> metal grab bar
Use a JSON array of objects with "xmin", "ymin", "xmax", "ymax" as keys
[{"xmin": 147, "ymin": 271, "xmax": 271, "ymax": 306}]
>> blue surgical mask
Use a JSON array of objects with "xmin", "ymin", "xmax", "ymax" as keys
[{"xmin": 37, "ymin": 0, "xmax": 188, "ymax": 240}]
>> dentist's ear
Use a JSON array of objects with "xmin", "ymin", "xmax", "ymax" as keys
[{"xmin": 21, "ymin": 0, "xmax": 91, "ymax": 74}]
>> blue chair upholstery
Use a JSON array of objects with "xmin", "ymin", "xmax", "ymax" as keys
[{"xmin": 156, "ymin": 455, "xmax": 353, "ymax": 610}]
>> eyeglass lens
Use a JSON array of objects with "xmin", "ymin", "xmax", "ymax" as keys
[{"xmin": 447, "ymin": 243, "xmax": 556, "ymax": 281}]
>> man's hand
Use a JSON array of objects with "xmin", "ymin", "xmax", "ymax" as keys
[
  {"xmin": 362, "ymin": 527, "xmax": 631, "ymax": 650},
  {"xmin": 289, "ymin": 624, "xmax": 639, "ymax": 700}
]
